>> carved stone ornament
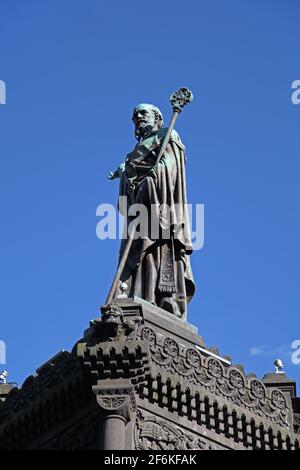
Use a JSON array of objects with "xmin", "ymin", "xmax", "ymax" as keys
[
  {"xmin": 88, "ymin": 303, "xmax": 142, "ymax": 342},
  {"xmin": 135, "ymin": 411, "xmax": 221, "ymax": 450},
  {"xmin": 294, "ymin": 414, "xmax": 300, "ymax": 435},
  {"xmin": 93, "ymin": 382, "xmax": 136, "ymax": 424},
  {"xmin": 102, "ymin": 303, "xmax": 124, "ymax": 324},
  {"xmin": 96, "ymin": 395, "xmax": 131, "ymax": 423},
  {"xmin": 139, "ymin": 326, "xmax": 289, "ymax": 427}
]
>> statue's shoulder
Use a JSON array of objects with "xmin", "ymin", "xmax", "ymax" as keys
[{"xmin": 157, "ymin": 128, "xmax": 185, "ymax": 149}]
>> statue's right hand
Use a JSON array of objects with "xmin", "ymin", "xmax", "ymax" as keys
[
  {"xmin": 108, "ymin": 163, "xmax": 125, "ymax": 181},
  {"xmin": 108, "ymin": 170, "xmax": 118, "ymax": 180}
]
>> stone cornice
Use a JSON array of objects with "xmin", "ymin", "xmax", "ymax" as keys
[{"xmin": 138, "ymin": 325, "xmax": 289, "ymax": 428}]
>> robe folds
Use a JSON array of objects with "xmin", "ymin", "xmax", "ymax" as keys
[{"xmin": 116, "ymin": 127, "xmax": 195, "ymax": 318}]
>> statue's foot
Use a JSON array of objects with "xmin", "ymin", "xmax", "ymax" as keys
[{"xmin": 158, "ymin": 296, "xmax": 182, "ymax": 318}]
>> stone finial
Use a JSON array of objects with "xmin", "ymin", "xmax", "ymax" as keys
[{"xmin": 274, "ymin": 359, "xmax": 284, "ymax": 374}]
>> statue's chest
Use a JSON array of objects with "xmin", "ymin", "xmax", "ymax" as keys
[{"xmin": 125, "ymin": 145, "xmax": 158, "ymax": 179}]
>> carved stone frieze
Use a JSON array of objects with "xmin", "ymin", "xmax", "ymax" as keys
[
  {"xmin": 135, "ymin": 410, "xmax": 222, "ymax": 450},
  {"xmin": 139, "ymin": 326, "xmax": 289, "ymax": 427}
]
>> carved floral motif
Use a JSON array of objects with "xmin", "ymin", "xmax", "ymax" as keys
[
  {"xmin": 185, "ymin": 348, "xmax": 201, "ymax": 369},
  {"xmin": 139, "ymin": 326, "xmax": 289, "ymax": 427},
  {"xmin": 229, "ymin": 369, "xmax": 244, "ymax": 389},
  {"xmin": 207, "ymin": 358, "xmax": 223, "ymax": 379},
  {"xmin": 250, "ymin": 380, "xmax": 266, "ymax": 401},
  {"xmin": 93, "ymin": 382, "xmax": 136, "ymax": 424},
  {"xmin": 163, "ymin": 338, "xmax": 179, "ymax": 357},
  {"xmin": 141, "ymin": 327, "xmax": 156, "ymax": 347},
  {"xmin": 97, "ymin": 396, "xmax": 127, "ymax": 410}
]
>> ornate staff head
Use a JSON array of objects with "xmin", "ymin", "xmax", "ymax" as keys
[{"xmin": 170, "ymin": 87, "xmax": 193, "ymax": 113}]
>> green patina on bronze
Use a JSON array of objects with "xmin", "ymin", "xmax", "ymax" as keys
[{"xmin": 108, "ymin": 90, "xmax": 194, "ymax": 318}]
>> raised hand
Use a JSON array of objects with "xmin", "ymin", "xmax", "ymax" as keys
[
  {"xmin": 108, "ymin": 163, "xmax": 125, "ymax": 180},
  {"xmin": 108, "ymin": 169, "xmax": 118, "ymax": 180}
]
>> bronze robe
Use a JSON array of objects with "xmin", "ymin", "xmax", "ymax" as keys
[{"xmin": 116, "ymin": 128, "xmax": 195, "ymax": 318}]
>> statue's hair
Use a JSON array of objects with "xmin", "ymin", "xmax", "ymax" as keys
[{"xmin": 132, "ymin": 103, "xmax": 164, "ymax": 129}]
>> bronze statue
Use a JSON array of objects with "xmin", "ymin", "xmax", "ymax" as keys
[{"xmin": 108, "ymin": 89, "xmax": 195, "ymax": 319}]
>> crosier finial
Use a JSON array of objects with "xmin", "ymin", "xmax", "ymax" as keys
[{"xmin": 170, "ymin": 87, "xmax": 193, "ymax": 113}]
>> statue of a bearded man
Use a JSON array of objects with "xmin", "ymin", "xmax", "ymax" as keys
[{"xmin": 109, "ymin": 103, "xmax": 195, "ymax": 319}]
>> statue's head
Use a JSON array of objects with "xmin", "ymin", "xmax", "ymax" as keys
[{"xmin": 132, "ymin": 103, "xmax": 163, "ymax": 141}]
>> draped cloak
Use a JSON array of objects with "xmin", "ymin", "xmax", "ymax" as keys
[{"xmin": 116, "ymin": 127, "xmax": 195, "ymax": 318}]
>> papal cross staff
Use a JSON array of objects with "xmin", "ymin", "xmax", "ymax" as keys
[{"xmin": 105, "ymin": 87, "xmax": 193, "ymax": 305}]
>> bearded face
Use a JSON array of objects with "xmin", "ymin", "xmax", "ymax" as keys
[{"xmin": 132, "ymin": 104, "xmax": 159, "ymax": 141}]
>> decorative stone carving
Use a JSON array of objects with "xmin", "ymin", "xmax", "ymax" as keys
[
  {"xmin": 86, "ymin": 303, "xmax": 142, "ymax": 342},
  {"xmin": 250, "ymin": 380, "xmax": 266, "ymax": 401},
  {"xmin": 141, "ymin": 326, "xmax": 156, "ymax": 347},
  {"xmin": 185, "ymin": 348, "xmax": 202, "ymax": 369},
  {"xmin": 229, "ymin": 369, "xmax": 245, "ymax": 389},
  {"xmin": 138, "ymin": 326, "xmax": 289, "ymax": 427},
  {"xmin": 294, "ymin": 414, "xmax": 300, "ymax": 435},
  {"xmin": 163, "ymin": 337, "xmax": 179, "ymax": 357},
  {"xmin": 97, "ymin": 396, "xmax": 131, "ymax": 423},
  {"xmin": 135, "ymin": 411, "xmax": 221, "ymax": 450},
  {"xmin": 271, "ymin": 390, "xmax": 286, "ymax": 410},
  {"xmin": 92, "ymin": 379, "xmax": 137, "ymax": 450},
  {"xmin": 207, "ymin": 358, "xmax": 224, "ymax": 379},
  {"xmin": 102, "ymin": 303, "xmax": 124, "ymax": 324},
  {"xmin": 93, "ymin": 380, "xmax": 137, "ymax": 424},
  {"xmin": 76, "ymin": 339, "xmax": 151, "ymax": 386}
]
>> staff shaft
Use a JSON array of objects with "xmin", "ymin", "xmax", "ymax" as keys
[{"xmin": 105, "ymin": 223, "xmax": 136, "ymax": 305}]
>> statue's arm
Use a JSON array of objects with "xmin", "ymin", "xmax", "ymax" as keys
[{"xmin": 108, "ymin": 162, "xmax": 125, "ymax": 180}]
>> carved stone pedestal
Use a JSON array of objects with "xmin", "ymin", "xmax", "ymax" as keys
[
  {"xmin": 0, "ymin": 298, "xmax": 299, "ymax": 450},
  {"xmin": 74, "ymin": 298, "xmax": 300, "ymax": 450}
]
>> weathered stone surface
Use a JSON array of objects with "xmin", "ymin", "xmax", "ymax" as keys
[
  {"xmin": 0, "ymin": 299, "xmax": 299, "ymax": 450},
  {"xmin": 135, "ymin": 409, "xmax": 226, "ymax": 450},
  {"xmin": 0, "ymin": 383, "xmax": 14, "ymax": 402}
]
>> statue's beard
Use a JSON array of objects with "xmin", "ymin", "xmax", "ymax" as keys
[{"xmin": 135, "ymin": 122, "xmax": 155, "ymax": 141}]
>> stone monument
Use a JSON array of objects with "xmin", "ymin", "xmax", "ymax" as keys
[{"xmin": 0, "ymin": 89, "xmax": 299, "ymax": 450}]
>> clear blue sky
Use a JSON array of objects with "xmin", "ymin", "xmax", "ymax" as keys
[{"xmin": 1, "ymin": 0, "xmax": 299, "ymax": 389}]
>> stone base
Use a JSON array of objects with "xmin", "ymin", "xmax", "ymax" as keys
[
  {"xmin": 0, "ymin": 298, "xmax": 299, "ymax": 450},
  {"xmin": 75, "ymin": 298, "xmax": 297, "ymax": 450}
]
